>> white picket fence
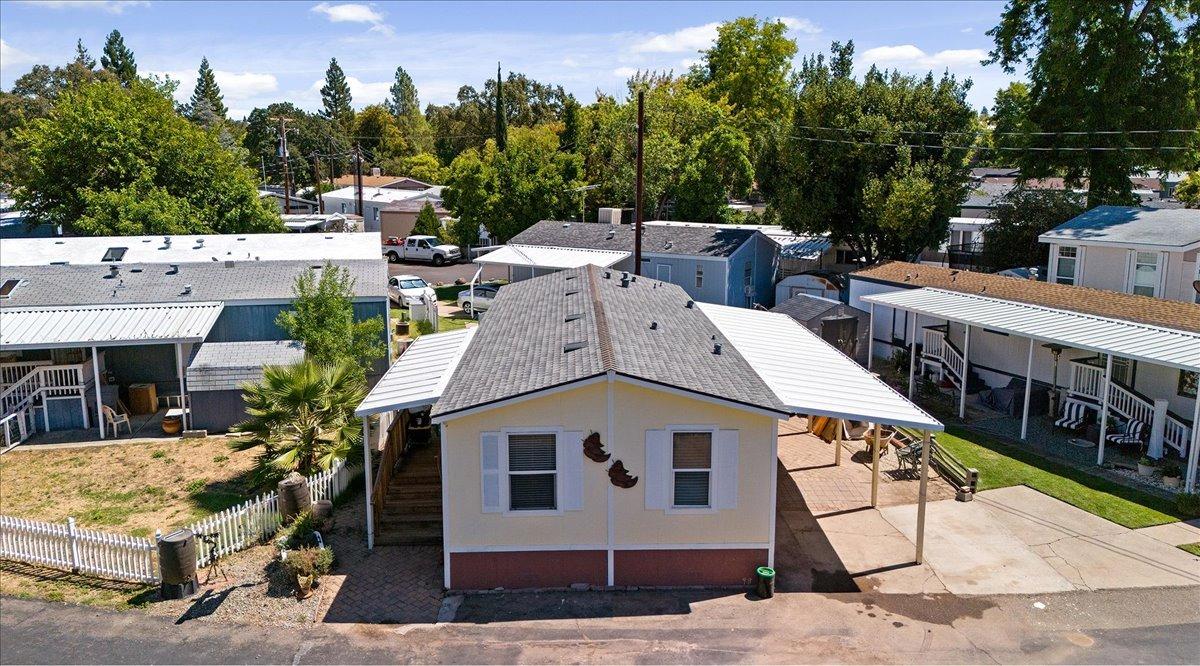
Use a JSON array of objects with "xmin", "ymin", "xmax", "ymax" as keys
[
  {"xmin": 186, "ymin": 459, "xmax": 356, "ymax": 568},
  {"xmin": 0, "ymin": 515, "xmax": 158, "ymax": 584},
  {"xmin": 0, "ymin": 459, "xmax": 357, "ymax": 582}
]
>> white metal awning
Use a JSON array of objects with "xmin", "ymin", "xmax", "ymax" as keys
[
  {"xmin": 355, "ymin": 327, "xmax": 476, "ymax": 417},
  {"xmin": 777, "ymin": 236, "xmax": 833, "ymax": 260},
  {"xmin": 475, "ymin": 244, "xmax": 631, "ymax": 270},
  {"xmin": 0, "ymin": 302, "xmax": 225, "ymax": 351},
  {"xmin": 698, "ymin": 303, "xmax": 943, "ymax": 430},
  {"xmin": 863, "ymin": 288, "xmax": 1200, "ymax": 373}
]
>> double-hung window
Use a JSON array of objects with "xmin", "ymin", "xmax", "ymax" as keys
[
  {"xmin": 1131, "ymin": 251, "xmax": 1160, "ymax": 297},
  {"xmin": 695, "ymin": 265, "xmax": 704, "ymax": 289},
  {"xmin": 671, "ymin": 431, "xmax": 712, "ymax": 508},
  {"xmin": 1054, "ymin": 246, "xmax": 1078, "ymax": 285},
  {"xmin": 507, "ymin": 433, "xmax": 557, "ymax": 511}
]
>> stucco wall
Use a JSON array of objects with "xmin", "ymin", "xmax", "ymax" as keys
[{"xmin": 439, "ymin": 379, "xmax": 776, "ymax": 552}]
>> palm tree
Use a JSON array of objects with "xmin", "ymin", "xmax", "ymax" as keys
[{"xmin": 232, "ymin": 359, "xmax": 366, "ymax": 482}]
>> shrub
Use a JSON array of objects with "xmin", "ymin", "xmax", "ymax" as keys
[
  {"xmin": 1160, "ymin": 462, "xmax": 1182, "ymax": 478},
  {"xmin": 1138, "ymin": 456, "xmax": 1157, "ymax": 467},
  {"xmin": 276, "ymin": 510, "xmax": 320, "ymax": 550},
  {"xmin": 282, "ymin": 546, "xmax": 333, "ymax": 579},
  {"xmin": 1177, "ymin": 493, "xmax": 1200, "ymax": 517}
]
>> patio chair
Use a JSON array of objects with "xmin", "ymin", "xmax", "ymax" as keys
[
  {"xmin": 1054, "ymin": 399, "xmax": 1091, "ymax": 431},
  {"xmin": 102, "ymin": 405, "xmax": 132, "ymax": 435},
  {"xmin": 1105, "ymin": 418, "xmax": 1147, "ymax": 452}
]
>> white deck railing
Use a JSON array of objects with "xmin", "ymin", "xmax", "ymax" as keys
[
  {"xmin": 922, "ymin": 327, "xmax": 965, "ymax": 385},
  {"xmin": 0, "ymin": 515, "xmax": 157, "ymax": 584},
  {"xmin": 0, "ymin": 360, "xmax": 93, "ymax": 418},
  {"xmin": 1069, "ymin": 359, "xmax": 1192, "ymax": 456}
]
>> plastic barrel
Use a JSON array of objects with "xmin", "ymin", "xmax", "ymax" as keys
[
  {"xmin": 755, "ymin": 566, "xmax": 775, "ymax": 599},
  {"xmin": 277, "ymin": 473, "xmax": 312, "ymax": 524}
]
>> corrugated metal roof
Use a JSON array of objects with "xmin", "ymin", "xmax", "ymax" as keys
[
  {"xmin": 355, "ymin": 327, "xmax": 476, "ymax": 416},
  {"xmin": 863, "ymin": 288, "xmax": 1200, "ymax": 372},
  {"xmin": 778, "ymin": 236, "xmax": 833, "ymax": 260},
  {"xmin": 0, "ymin": 302, "xmax": 225, "ymax": 350},
  {"xmin": 474, "ymin": 244, "xmax": 631, "ymax": 269},
  {"xmin": 698, "ymin": 303, "xmax": 943, "ymax": 430},
  {"xmin": 0, "ymin": 232, "xmax": 382, "ymax": 266}
]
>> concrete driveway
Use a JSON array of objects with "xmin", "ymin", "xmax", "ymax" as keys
[{"xmin": 774, "ymin": 423, "xmax": 1200, "ymax": 596}]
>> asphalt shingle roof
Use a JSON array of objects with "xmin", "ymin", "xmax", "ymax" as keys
[
  {"xmin": 186, "ymin": 340, "xmax": 305, "ymax": 391},
  {"xmin": 1039, "ymin": 206, "xmax": 1200, "ymax": 248},
  {"xmin": 0, "ymin": 259, "xmax": 386, "ymax": 308},
  {"xmin": 852, "ymin": 261, "xmax": 1200, "ymax": 334},
  {"xmin": 432, "ymin": 265, "xmax": 787, "ymax": 417},
  {"xmin": 771, "ymin": 294, "xmax": 868, "ymax": 324},
  {"xmin": 508, "ymin": 220, "xmax": 757, "ymax": 258}
]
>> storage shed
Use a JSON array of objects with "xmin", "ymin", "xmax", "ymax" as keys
[
  {"xmin": 186, "ymin": 340, "xmax": 305, "ymax": 432},
  {"xmin": 770, "ymin": 294, "xmax": 870, "ymax": 366}
]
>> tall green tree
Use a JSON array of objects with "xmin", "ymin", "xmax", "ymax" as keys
[
  {"xmin": 189, "ymin": 57, "xmax": 227, "ymax": 120},
  {"xmin": 981, "ymin": 188, "xmax": 1087, "ymax": 271},
  {"xmin": 987, "ymin": 0, "xmax": 1199, "ymax": 206},
  {"xmin": 386, "ymin": 65, "xmax": 419, "ymax": 118},
  {"xmin": 14, "ymin": 79, "xmax": 279, "ymax": 235},
  {"xmin": 1175, "ymin": 171, "xmax": 1200, "ymax": 207},
  {"xmin": 99, "ymin": 29, "xmax": 137, "ymax": 87},
  {"xmin": 73, "ymin": 39, "xmax": 95, "ymax": 69},
  {"xmin": 232, "ymin": 359, "xmax": 365, "ymax": 482},
  {"xmin": 443, "ymin": 125, "xmax": 582, "ymax": 242},
  {"xmin": 353, "ymin": 104, "xmax": 406, "ymax": 160},
  {"xmin": 989, "ymin": 82, "xmax": 1030, "ymax": 153},
  {"xmin": 559, "ymin": 97, "xmax": 580, "ymax": 152},
  {"xmin": 411, "ymin": 201, "xmax": 443, "ymax": 237},
  {"xmin": 693, "ymin": 17, "xmax": 798, "ymax": 164},
  {"xmin": 320, "ymin": 58, "xmax": 354, "ymax": 132},
  {"xmin": 276, "ymin": 263, "xmax": 385, "ymax": 379},
  {"xmin": 494, "ymin": 63, "xmax": 508, "ymax": 151},
  {"xmin": 770, "ymin": 41, "xmax": 976, "ymax": 263}
]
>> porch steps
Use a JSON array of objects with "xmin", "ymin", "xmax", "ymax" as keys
[{"xmin": 375, "ymin": 442, "xmax": 443, "ymax": 547}]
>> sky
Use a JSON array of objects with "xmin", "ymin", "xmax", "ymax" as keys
[{"xmin": 0, "ymin": 1, "xmax": 1021, "ymax": 119}]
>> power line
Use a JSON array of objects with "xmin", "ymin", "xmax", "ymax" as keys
[
  {"xmin": 785, "ymin": 134, "xmax": 1195, "ymax": 152},
  {"xmin": 787, "ymin": 122, "xmax": 1199, "ymax": 138}
]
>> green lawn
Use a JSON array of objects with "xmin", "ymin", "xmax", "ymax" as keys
[
  {"xmin": 1179, "ymin": 543, "xmax": 1200, "ymax": 557},
  {"xmin": 937, "ymin": 426, "xmax": 1187, "ymax": 529}
]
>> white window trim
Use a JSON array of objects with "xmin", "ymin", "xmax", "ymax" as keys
[
  {"xmin": 1052, "ymin": 244, "xmax": 1081, "ymax": 286},
  {"xmin": 695, "ymin": 265, "xmax": 704, "ymax": 289},
  {"xmin": 1126, "ymin": 249, "xmax": 1165, "ymax": 298},
  {"xmin": 665, "ymin": 424, "xmax": 718, "ymax": 515},
  {"xmin": 501, "ymin": 426, "xmax": 564, "ymax": 517}
]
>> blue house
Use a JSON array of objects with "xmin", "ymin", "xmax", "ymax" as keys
[
  {"xmin": 0, "ymin": 233, "xmax": 388, "ymax": 441},
  {"xmin": 498, "ymin": 220, "xmax": 778, "ymax": 307}
]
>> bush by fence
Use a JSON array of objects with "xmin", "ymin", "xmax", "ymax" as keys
[{"xmin": 0, "ymin": 458, "xmax": 357, "ymax": 583}]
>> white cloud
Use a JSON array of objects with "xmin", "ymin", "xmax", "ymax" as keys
[
  {"xmin": 961, "ymin": 27, "xmax": 974, "ymax": 33},
  {"xmin": 0, "ymin": 40, "xmax": 37, "ymax": 69},
  {"xmin": 214, "ymin": 71, "xmax": 279, "ymax": 98},
  {"xmin": 308, "ymin": 75, "xmax": 391, "ymax": 105},
  {"xmin": 860, "ymin": 44, "xmax": 987, "ymax": 69},
  {"xmin": 18, "ymin": 0, "xmax": 148, "ymax": 13},
  {"xmin": 310, "ymin": 2, "xmax": 383, "ymax": 24},
  {"xmin": 561, "ymin": 57, "xmax": 579, "ymax": 68},
  {"xmin": 631, "ymin": 22, "xmax": 720, "ymax": 54},
  {"xmin": 778, "ymin": 17, "xmax": 822, "ymax": 36},
  {"xmin": 612, "ymin": 66, "xmax": 639, "ymax": 78}
]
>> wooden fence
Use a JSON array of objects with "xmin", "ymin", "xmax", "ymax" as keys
[
  {"xmin": 186, "ymin": 458, "xmax": 356, "ymax": 568},
  {"xmin": 0, "ymin": 459, "xmax": 357, "ymax": 582},
  {"xmin": 0, "ymin": 515, "xmax": 157, "ymax": 584}
]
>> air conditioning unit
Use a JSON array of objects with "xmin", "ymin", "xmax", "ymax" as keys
[{"xmin": 597, "ymin": 207, "xmax": 622, "ymax": 225}]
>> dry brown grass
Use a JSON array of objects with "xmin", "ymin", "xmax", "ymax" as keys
[{"xmin": 0, "ymin": 437, "xmax": 260, "ymax": 537}]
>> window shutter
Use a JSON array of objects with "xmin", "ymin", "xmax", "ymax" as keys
[
  {"xmin": 645, "ymin": 429, "xmax": 670, "ymax": 510},
  {"xmin": 480, "ymin": 432, "xmax": 502, "ymax": 513},
  {"xmin": 559, "ymin": 431, "xmax": 584, "ymax": 511},
  {"xmin": 713, "ymin": 429, "xmax": 739, "ymax": 510}
]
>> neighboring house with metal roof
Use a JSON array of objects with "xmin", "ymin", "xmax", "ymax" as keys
[
  {"xmin": 849, "ymin": 261, "xmax": 1200, "ymax": 491},
  {"xmin": 354, "ymin": 264, "xmax": 941, "ymax": 590},
  {"xmin": 1039, "ymin": 206, "xmax": 1200, "ymax": 304},
  {"xmin": 503, "ymin": 220, "xmax": 777, "ymax": 307},
  {"xmin": 0, "ymin": 232, "xmax": 388, "ymax": 445}
]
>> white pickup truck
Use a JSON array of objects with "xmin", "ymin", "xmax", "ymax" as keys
[{"xmin": 381, "ymin": 235, "xmax": 462, "ymax": 266}]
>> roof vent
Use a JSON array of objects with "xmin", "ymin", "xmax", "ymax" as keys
[
  {"xmin": 562, "ymin": 222, "xmax": 571, "ymax": 228},
  {"xmin": 606, "ymin": 229, "xmax": 615, "ymax": 239},
  {"xmin": 182, "ymin": 284, "xmax": 192, "ymax": 295},
  {"xmin": 565, "ymin": 313, "xmax": 583, "ymax": 322},
  {"xmin": 649, "ymin": 321, "xmax": 658, "ymax": 330},
  {"xmin": 225, "ymin": 260, "xmax": 236, "ymax": 268},
  {"xmin": 168, "ymin": 264, "xmax": 179, "ymax": 274},
  {"xmin": 563, "ymin": 341, "xmax": 587, "ymax": 353},
  {"xmin": 713, "ymin": 342, "xmax": 723, "ymax": 355},
  {"xmin": 685, "ymin": 299, "xmax": 695, "ymax": 309},
  {"xmin": 603, "ymin": 270, "xmax": 611, "ymax": 279},
  {"xmin": 196, "ymin": 238, "xmax": 205, "ymax": 246},
  {"xmin": 565, "ymin": 290, "xmax": 580, "ymax": 296},
  {"xmin": 664, "ymin": 240, "xmax": 673, "ymax": 250},
  {"xmin": 106, "ymin": 265, "xmax": 120, "ymax": 278},
  {"xmin": 163, "ymin": 236, "xmax": 172, "ymax": 247}
]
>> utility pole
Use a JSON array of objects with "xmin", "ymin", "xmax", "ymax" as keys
[
  {"xmin": 354, "ymin": 144, "xmax": 364, "ymax": 219},
  {"xmin": 311, "ymin": 153, "xmax": 324, "ymax": 214},
  {"xmin": 270, "ymin": 115, "xmax": 292, "ymax": 214},
  {"xmin": 634, "ymin": 89, "xmax": 645, "ymax": 275}
]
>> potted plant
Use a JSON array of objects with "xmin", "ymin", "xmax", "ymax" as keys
[
  {"xmin": 1161, "ymin": 462, "xmax": 1182, "ymax": 489},
  {"xmin": 1137, "ymin": 456, "xmax": 1157, "ymax": 477},
  {"xmin": 281, "ymin": 546, "xmax": 333, "ymax": 599}
]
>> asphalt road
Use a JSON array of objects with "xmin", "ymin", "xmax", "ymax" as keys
[
  {"xmin": 386, "ymin": 259, "xmax": 505, "ymax": 287},
  {"xmin": 3, "ymin": 586, "xmax": 1198, "ymax": 664}
]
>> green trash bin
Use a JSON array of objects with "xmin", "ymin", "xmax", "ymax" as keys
[{"xmin": 755, "ymin": 566, "xmax": 775, "ymax": 598}]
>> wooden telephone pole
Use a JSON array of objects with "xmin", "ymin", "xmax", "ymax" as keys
[
  {"xmin": 311, "ymin": 153, "xmax": 324, "ymax": 214},
  {"xmin": 270, "ymin": 116, "xmax": 292, "ymax": 214},
  {"xmin": 633, "ymin": 90, "xmax": 645, "ymax": 275},
  {"xmin": 354, "ymin": 144, "xmax": 364, "ymax": 219}
]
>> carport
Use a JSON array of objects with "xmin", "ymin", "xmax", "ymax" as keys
[{"xmin": 474, "ymin": 244, "xmax": 631, "ymax": 281}]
